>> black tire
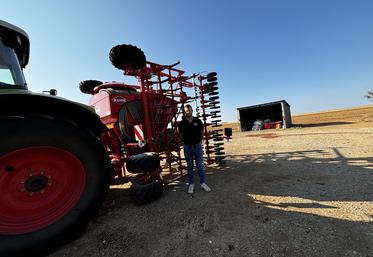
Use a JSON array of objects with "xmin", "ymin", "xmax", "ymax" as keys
[
  {"xmin": 109, "ymin": 44, "xmax": 146, "ymax": 70},
  {"xmin": 79, "ymin": 80, "xmax": 103, "ymax": 94},
  {"xmin": 125, "ymin": 152, "xmax": 160, "ymax": 173},
  {"xmin": 129, "ymin": 180, "xmax": 163, "ymax": 204},
  {"xmin": 0, "ymin": 117, "xmax": 112, "ymax": 257}
]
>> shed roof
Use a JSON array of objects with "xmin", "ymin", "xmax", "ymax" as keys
[{"xmin": 237, "ymin": 100, "xmax": 290, "ymax": 111}]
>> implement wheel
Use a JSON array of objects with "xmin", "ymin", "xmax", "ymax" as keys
[
  {"xmin": 79, "ymin": 80, "xmax": 103, "ymax": 94},
  {"xmin": 0, "ymin": 117, "xmax": 112, "ymax": 257},
  {"xmin": 126, "ymin": 153, "xmax": 160, "ymax": 174},
  {"xmin": 130, "ymin": 180, "xmax": 163, "ymax": 205},
  {"xmin": 109, "ymin": 44, "xmax": 146, "ymax": 70}
]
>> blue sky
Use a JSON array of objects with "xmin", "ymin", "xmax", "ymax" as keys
[{"xmin": 2, "ymin": 0, "xmax": 373, "ymax": 121}]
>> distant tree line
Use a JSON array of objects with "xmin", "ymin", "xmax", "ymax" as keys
[{"xmin": 366, "ymin": 90, "xmax": 373, "ymax": 102}]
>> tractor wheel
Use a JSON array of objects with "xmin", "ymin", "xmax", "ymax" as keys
[
  {"xmin": 109, "ymin": 44, "xmax": 146, "ymax": 70},
  {"xmin": 125, "ymin": 152, "xmax": 160, "ymax": 174},
  {"xmin": 129, "ymin": 180, "xmax": 163, "ymax": 205},
  {"xmin": 79, "ymin": 80, "xmax": 103, "ymax": 94},
  {"xmin": 0, "ymin": 117, "xmax": 112, "ymax": 257}
]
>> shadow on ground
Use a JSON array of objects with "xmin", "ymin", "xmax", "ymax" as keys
[
  {"xmin": 161, "ymin": 148, "xmax": 373, "ymax": 256},
  {"xmin": 50, "ymin": 148, "xmax": 373, "ymax": 257}
]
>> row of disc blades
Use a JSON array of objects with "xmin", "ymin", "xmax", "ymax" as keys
[{"xmin": 201, "ymin": 72, "xmax": 225, "ymax": 164}]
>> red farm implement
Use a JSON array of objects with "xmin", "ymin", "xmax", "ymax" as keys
[
  {"xmin": 0, "ymin": 20, "xmax": 224, "ymax": 256},
  {"xmin": 80, "ymin": 44, "xmax": 226, "ymax": 204}
]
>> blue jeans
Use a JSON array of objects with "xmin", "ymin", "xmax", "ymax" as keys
[{"xmin": 184, "ymin": 143, "xmax": 206, "ymax": 184}]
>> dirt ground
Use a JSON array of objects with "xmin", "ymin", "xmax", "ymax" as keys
[{"xmin": 49, "ymin": 105, "xmax": 373, "ymax": 257}]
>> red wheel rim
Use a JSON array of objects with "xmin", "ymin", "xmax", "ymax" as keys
[{"xmin": 0, "ymin": 146, "xmax": 86, "ymax": 235}]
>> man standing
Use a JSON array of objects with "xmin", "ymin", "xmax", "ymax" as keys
[{"xmin": 178, "ymin": 104, "xmax": 211, "ymax": 194}]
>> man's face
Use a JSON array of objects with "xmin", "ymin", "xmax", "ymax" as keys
[{"xmin": 184, "ymin": 106, "xmax": 193, "ymax": 118}]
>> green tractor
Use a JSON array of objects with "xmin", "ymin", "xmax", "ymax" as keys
[{"xmin": 0, "ymin": 20, "xmax": 113, "ymax": 256}]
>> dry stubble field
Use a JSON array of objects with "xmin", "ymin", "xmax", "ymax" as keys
[{"xmin": 49, "ymin": 105, "xmax": 373, "ymax": 257}]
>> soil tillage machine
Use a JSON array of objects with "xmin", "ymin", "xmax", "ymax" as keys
[
  {"xmin": 80, "ymin": 44, "xmax": 226, "ymax": 204},
  {"xmin": 0, "ymin": 20, "xmax": 225, "ymax": 255}
]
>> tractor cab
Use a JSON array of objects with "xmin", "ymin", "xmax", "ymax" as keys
[{"xmin": 0, "ymin": 20, "xmax": 29, "ymax": 89}]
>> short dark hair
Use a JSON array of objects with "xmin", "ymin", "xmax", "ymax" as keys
[{"xmin": 184, "ymin": 104, "xmax": 193, "ymax": 109}]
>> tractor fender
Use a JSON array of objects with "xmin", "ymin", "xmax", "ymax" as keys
[{"xmin": 0, "ymin": 89, "xmax": 107, "ymax": 137}]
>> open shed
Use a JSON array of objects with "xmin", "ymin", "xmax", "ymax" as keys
[{"xmin": 237, "ymin": 100, "xmax": 292, "ymax": 131}]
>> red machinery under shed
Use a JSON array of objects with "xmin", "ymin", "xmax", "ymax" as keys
[{"xmin": 237, "ymin": 100, "xmax": 292, "ymax": 131}]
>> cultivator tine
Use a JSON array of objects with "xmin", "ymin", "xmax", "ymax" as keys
[
  {"xmin": 200, "ymin": 99, "xmax": 211, "ymax": 104},
  {"xmin": 208, "ymin": 91, "xmax": 219, "ymax": 96},
  {"xmin": 209, "ymin": 100, "xmax": 220, "ymax": 105},
  {"xmin": 213, "ymin": 137, "xmax": 224, "ymax": 141},
  {"xmin": 214, "ymin": 147, "xmax": 224, "ymax": 151},
  {"xmin": 204, "ymin": 81, "xmax": 218, "ymax": 86},
  {"xmin": 211, "ymin": 119, "xmax": 222, "ymax": 125},
  {"xmin": 203, "ymin": 86, "xmax": 219, "ymax": 94}
]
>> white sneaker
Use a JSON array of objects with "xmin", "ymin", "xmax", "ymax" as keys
[
  {"xmin": 188, "ymin": 184, "xmax": 195, "ymax": 194},
  {"xmin": 200, "ymin": 183, "xmax": 211, "ymax": 192}
]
